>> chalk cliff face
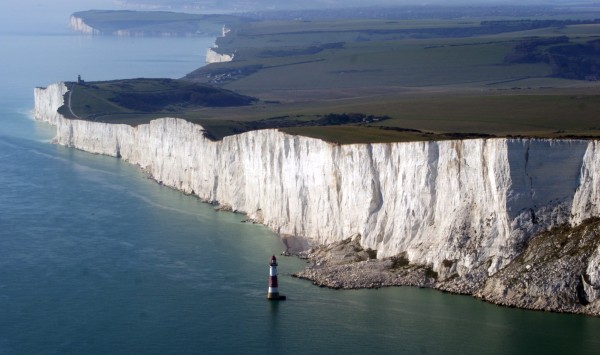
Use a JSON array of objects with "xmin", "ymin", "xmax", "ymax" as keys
[
  {"xmin": 34, "ymin": 83, "xmax": 600, "ymax": 287},
  {"xmin": 206, "ymin": 26, "xmax": 234, "ymax": 63},
  {"xmin": 205, "ymin": 48, "xmax": 234, "ymax": 63},
  {"xmin": 69, "ymin": 15, "xmax": 200, "ymax": 37},
  {"xmin": 69, "ymin": 16, "xmax": 102, "ymax": 35},
  {"xmin": 34, "ymin": 83, "xmax": 68, "ymax": 125},
  {"xmin": 572, "ymin": 140, "xmax": 600, "ymax": 223}
]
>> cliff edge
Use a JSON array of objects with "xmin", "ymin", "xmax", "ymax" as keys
[
  {"xmin": 69, "ymin": 15, "xmax": 102, "ymax": 35},
  {"xmin": 34, "ymin": 82, "xmax": 600, "ymax": 316}
]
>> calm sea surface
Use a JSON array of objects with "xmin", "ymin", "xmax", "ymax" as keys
[{"xmin": 1, "ymin": 8, "xmax": 600, "ymax": 355}]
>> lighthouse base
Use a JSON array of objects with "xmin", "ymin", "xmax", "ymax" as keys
[{"xmin": 267, "ymin": 293, "xmax": 286, "ymax": 301}]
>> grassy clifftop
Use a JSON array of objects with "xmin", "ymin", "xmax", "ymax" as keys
[
  {"xmin": 184, "ymin": 15, "xmax": 600, "ymax": 142},
  {"xmin": 189, "ymin": 17, "xmax": 600, "ymax": 92},
  {"xmin": 59, "ymin": 78, "xmax": 257, "ymax": 125},
  {"xmin": 67, "ymin": 8, "xmax": 600, "ymax": 143}
]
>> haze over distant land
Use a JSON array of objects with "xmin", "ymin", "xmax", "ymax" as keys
[
  {"xmin": 0, "ymin": 0, "xmax": 593, "ymax": 33},
  {"xmin": 110, "ymin": 0, "xmax": 598, "ymax": 12},
  {"xmin": 0, "ymin": 0, "xmax": 112, "ymax": 33}
]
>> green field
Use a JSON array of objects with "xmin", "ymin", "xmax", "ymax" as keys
[
  {"xmin": 277, "ymin": 93, "xmax": 600, "ymax": 143},
  {"xmin": 59, "ymin": 78, "xmax": 256, "ymax": 125},
  {"xmin": 68, "ymin": 9, "xmax": 600, "ymax": 143},
  {"xmin": 189, "ymin": 18, "xmax": 600, "ymax": 94}
]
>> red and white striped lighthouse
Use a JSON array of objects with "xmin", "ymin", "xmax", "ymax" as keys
[{"xmin": 267, "ymin": 255, "xmax": 285, "ymax": 300}]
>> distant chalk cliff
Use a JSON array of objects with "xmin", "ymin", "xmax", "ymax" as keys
[
  {"xmin": 34, "ymin": 82, "xmax": 600, "ymax": 315},
  {"xmin": 205, "ymin": 48, "xmax": 234, "ymax": 63},
  {"xmin": 69, "ymin": 15, "xmax": 102, "ymax": 35},
  {"xmin": 205, "ymin": 26, "xmax": 234, "ymax": 63},
  {"xmin": 68, "ymin": 13, "xmax": 221, "ymax": 37}
]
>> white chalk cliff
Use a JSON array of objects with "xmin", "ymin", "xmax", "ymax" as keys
[
  {"xmin": 34, "ymin": 83, "xmax": 68, "ymax": 125},
  {"xmin": 34, "ymin": 83, "xmax": 600, "ymax": 282},
  {"xmin": 69, "ymin": 15, "xmax": 203, "ymax": 37},
  {"xmin": 205, "ymin": 26, "xmax": 234, "ymax": 64},
  {"xmin": 69, "ymin": 16, "xmax": 102, "ymax": 35},
  {"xmin": 205, "ymin": 48, "xmax": 234, "ymax": 64}
]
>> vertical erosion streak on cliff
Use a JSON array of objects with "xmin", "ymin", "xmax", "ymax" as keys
[
  {"xmin": 69, "ymin": 16, "xmax": 102, "ymax": 35},
  {"xmin": 427, "ymin": 141, "xmax": 440, "ymax": 226},
  {"xmin": 222, "ymin": 133, "xmax": 250, "ymax": 211},
  {"xmin": 66, "ymin": 123, "xmax": 74, "ymax": 147},
  {"xmin": 331, "ymin": 146, "xmax": 343, "ymax": 213},
  {"xmin": 335, "ymin": 144, "xmax": 376, "ymax": 244},
  {"xmin": 362, "ymin": 142, "xmax": 436, "ymax": 260},
  {"xmin": 507, "ymin": 139, "xmax": 588, "ymax": 243},
  {"xmin": 34, "ymin": 83, "xmax": 68, "ymax": 125},
  {"xmin": 479, "ymin": 139, "xmax": 512, "ymax": 274},
  {"xmin": 572, "ymin": 141, "xmax": 600, "ymax": 224},
  {"xmin": 415, "ymin": 140, "xmax": 465, "ymax": 268},
  {"xmin": 216, "ymin": 131, "xmax": 341, "ymax": 244},
  {"xmin": 396, "ymin": 140, "xmax": 511, "ymax": 276},
  {"xmin": 365, "ymin": 144, "xmax": 384, "ymax": 242},
  {"xmin": 297, "ymin": 137, "xmax": 340, "ymax": 244}
]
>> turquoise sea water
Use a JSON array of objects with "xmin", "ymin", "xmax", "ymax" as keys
[{"xmin": 2, "ymin": 7, "xmax": 600, "ymax": 355}]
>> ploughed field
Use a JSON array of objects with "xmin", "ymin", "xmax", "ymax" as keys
[{"xmin": 68, "ymin": 10, "xmax": 600, "ymax": 143}]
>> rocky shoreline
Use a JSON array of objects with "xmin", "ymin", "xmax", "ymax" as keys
[
  {"xmin": 290, "ymin": 220, "xmax": 600, "ymax": 317},
  {"xmin": 292, "ymin": 235, "xmax": 437, "ymax": 289}
]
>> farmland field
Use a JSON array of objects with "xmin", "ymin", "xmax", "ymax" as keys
[{"xmin": 68, "ymin": 9, "xmax": 600, "ymax": 143}]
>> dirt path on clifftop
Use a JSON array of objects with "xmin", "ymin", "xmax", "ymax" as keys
[{"xmin": 66, "ymin": 88, "xmax": 81, "ymax": 120}]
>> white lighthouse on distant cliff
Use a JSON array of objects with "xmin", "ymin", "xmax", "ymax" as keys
[{"xmin": 267, "ymin": 255, "xmax": 286, "ymax": 300}]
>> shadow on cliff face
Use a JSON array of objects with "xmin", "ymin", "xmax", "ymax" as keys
[{"xmin": 476, "ymin": 217, "xmax": 600, "ymax": 315}]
